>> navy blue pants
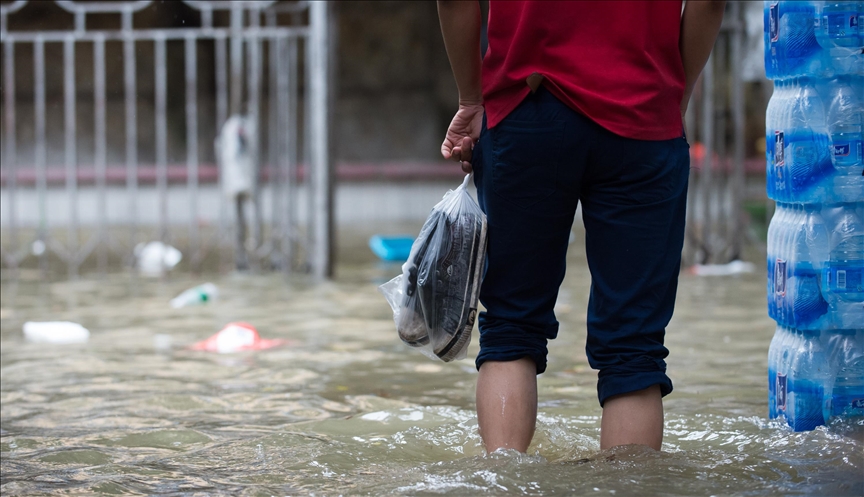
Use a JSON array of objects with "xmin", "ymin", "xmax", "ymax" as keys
[{"xmin": 471, "ymin": 87, "xmax": 690, "ymax": 406}]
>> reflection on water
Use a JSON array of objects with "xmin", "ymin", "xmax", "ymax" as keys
[{"xmin": 1, "ymin": 240, "xmax": 862, "ymax": 495}]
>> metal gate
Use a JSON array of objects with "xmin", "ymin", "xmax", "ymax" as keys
[{"xmin": 0, "ymin": 0, "xmax": 332, "ymax": 279}]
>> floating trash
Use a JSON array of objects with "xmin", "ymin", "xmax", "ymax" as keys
[
  {"xmin": 689, "ymin": 260, "xmax": 756, "ymax": 276},
  {"xmin": 369, "ymin": 235, "xmax": 414, "ymax": 262},
  {"xmin": 188, "ymin": 322, "xmax": 287, "ymax": 354},
  {"xmin": 170, "ymin": 283, "xmax": 218, "ymax": 308},
  {"xmin": 23, "ymin": 321, "xmax": 90, "ymax": 344},
  {"xmin": 135, "ymin": 241, "xmax": 182, "ymax": 277}
]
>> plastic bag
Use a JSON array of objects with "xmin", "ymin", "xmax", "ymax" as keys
[{"xmin": 379, "ymin": 174, "xmax": 488, "ymax": 362}]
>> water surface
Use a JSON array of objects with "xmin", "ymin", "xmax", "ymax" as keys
[{"xmin": 1, "ymin": 239, "xmax": 862, "ymax": 495}]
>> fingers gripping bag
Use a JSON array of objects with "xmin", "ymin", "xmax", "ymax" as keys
[{"xmin": 379, "ymin": 174, "xmax": 488, "ymax": 362}]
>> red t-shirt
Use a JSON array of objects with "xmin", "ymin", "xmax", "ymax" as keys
[{"xmin": 482, "ymin": 0, "xmax": 686, "ymax": 141}]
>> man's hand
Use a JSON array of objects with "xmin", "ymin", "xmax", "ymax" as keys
[
  {"xmin": 438, "ymin": 0, "xmax": 483, "ymax": 173},
  {"xmin": 441, "ymin": 102, "xmax": 484, "ymax": 173}
]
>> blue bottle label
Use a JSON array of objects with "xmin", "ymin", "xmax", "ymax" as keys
[
  {"xmin": 832, "ymin": 394, "xmax": 864, "ymax": 416},
  {"xmin": 823, "ymin": 13, "xmax": 859, "ymax": 37},
  {"xmin": 774, "ymin": 131, "xmax": 786, "ymax": 193},
  {"xmin": 833, "ymin": 143, "xmax": 851, "ymax": 157},
  {"xmin": 825, "ymin": 265, "xmax": 864, "ymax": 293},
  {"xmin": 777, "ymin": 373, "xmax": 787, "ymax": 411},
  {"xmin": 775, "ymin": 259, "xmax": 787, "ymax": 296},
  {"xmin": 775, "ymin": 131, "xmax": 785, "ymax": 166},
  {"xmin": 770, "ymin": 3, "xmax": 780, "ymax": 42}
]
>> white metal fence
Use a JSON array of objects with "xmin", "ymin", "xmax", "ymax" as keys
[{"xmin": 0, "ymin": 0, "xmax": 332, "ymax": 278}]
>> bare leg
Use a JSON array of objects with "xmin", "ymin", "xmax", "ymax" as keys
[
  {"xmin": 476, "ymin": 358, "xmax": 538, "ymax": 453},
  {"xmin": 599, "ymin": 384, "xmax": 663, "ymax": 451}
]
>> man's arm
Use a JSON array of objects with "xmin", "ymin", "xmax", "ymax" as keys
[
  {"xmin": 438, "ymin": 0, "xmax": 483, "ymax": 104},
  {"xmin": 438, "ymin": 0, "xmax": 484, "ymax": 170},
  {"xmin": 679, "ymin": 0, "xmax": 727, "ymax": 120}
]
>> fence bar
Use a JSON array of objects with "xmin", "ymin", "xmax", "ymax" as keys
[
  {"xmin": 269, "ymin": 34, "xmax": 282, "ymax": 265},
  {"xmin": 64, "ymin": 36, "xmax": 78, "ymax": 275},
  {"xmin": 3, "ymin": 27, "xmax": 310, "ymax": 44},
  {"xmin": 287, "ymin": 36, "xmax": 299, "ymax": 268},
  {"xmin": 94, "ymin": 35, "xmax": 107, "ymax": 274},
  {"xmin": 699, "ymin": 53, "xmax": 714, "ymax": 263},
  {"xmin": 214, "ymin": 33, "xmax": 229, "ymax": 270},
  {"xmin": 154, "ymin": 35, "xmax": 168, "ymax": 242},
  {"xmin": 214, "ymin": 33, "xmax": 228, "ymax": 129},
  {"xmin": 247, "ymin": 11, "xmax": 262, "ymax": 252},
  {"xmin": 714, "ymin": 36, "xmax": 728, "ymax": 252},
  {"xmin": 229, "ymin": 5, "xmax": 243, "ymax": 116},
  {"xmin": 201, "ymin": 6, "xmax": 213, "ymax": 29},
  {"xmin": 4, "ymin": 40, "xmax": 17, "ymax": 267},
  {"xmin": 2, "ymin": 2, "xmax": 326, "ymax": 279},
  {"xmin": 185, "ymin": 35, "xmax": 199, "ymax": 267},
  {"xmin": 308, "ymin": 2, "xmax": 332, "ymax": 278},
  {"xmin": 34, "ymin": 38, "xmax": 47, "ymax": 273},
  {"xmin": 730, "ymin": 2, "xmax": 745, "ymax": 261},
  {"xmin": 124, "ymin": 34, "xmax": 138, "ymax": 260}
]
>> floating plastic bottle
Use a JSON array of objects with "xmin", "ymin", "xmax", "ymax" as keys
[{"xmin": 170, "ymin": 283, "xmax": 219, "ymax": 309}]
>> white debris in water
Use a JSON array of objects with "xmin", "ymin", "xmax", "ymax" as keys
[
  {"xmin": 23, "ymin": 321, "xmax": 90, "ymax": 344},
  {"xmin": 414, "ymin": 363, "xmax": 443, "ymax": 373},
  {"xmin": 361, "ymin": 411, "xmax": 390, "ymax": 421},
  {"xmin": 398, "ymin": 410, "xmax": 424, "ymax": 421}
]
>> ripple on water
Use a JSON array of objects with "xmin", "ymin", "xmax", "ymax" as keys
[{"xmin": 1, "ymin": 272, "xmax": 863, "ymax": 495}]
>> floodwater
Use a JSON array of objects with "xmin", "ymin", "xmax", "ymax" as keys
[{"xmin": 1, "ymin": 235, "xmax": 862, "ymax": 496}]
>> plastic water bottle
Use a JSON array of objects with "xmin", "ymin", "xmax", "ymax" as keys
[
  {"xmin": 767, "ymin": 81, "xmax": 795, "ymax": 201},
  {"xmin": 816, "ymin": 1, "xmax": 861, "ymax": 48},
  {"xmin": 788, "ymin": 328, "xmax": 832, "ymax": 431},
  {"xmin": 769, "ymin": 325, "xmax": 791, "ymax": 418},
  {"xmin": 824, "ymin": 205, "xmax": 864, "ymax": 328},
  {"xmin": 785, "ymin": 79, "xmax": 834, "ymax": 202},
  {"xmin": 765, "ymin": 1, "xmax": 821, "ymax": 79},
  {"xmin": 767, "ymin": 205, "xmax": 782, "ymax": 320},
  {"xmin": 815, "ymin": 1, "xmax": 862, "ymax": 75},
  {"xmin": 826, "ymin": 77, "xmax": 863, "ymax": 172},
  {"xmin": 783, "ymin": 2, "xmax": 824, "ymax": 77},
  {"xmin": 771, "ymin": 81, "xmax": 795, "ymax": 201},
  {"xmin": 826, "ymin": 329, "xmax": 864, "ymax": 418},
  {"xmin": 826, "ymin": 77, "xmax": 864, "ymax": 202},
  {"xmin": 170, "ymin": 283, "xmax": 219, "ymax": 309},
  {"xmin": 769, "ymin": 204, "xmax": 788, "ymax": 322},
  {"xmin": 765, "ymin": 202, "xmax": 785, "ymax": 321},
  {"xmin": 776, "ymin": 326, "xmax": 801, "ymax": 420},
  {"xmin": 791, "ymin": 205, "xmax": 831, "ymax": 328}
]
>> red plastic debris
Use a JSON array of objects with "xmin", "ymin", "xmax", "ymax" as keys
[{"xmin": 188, "ymin": 322, "xmax": 287, "ymax": 353}]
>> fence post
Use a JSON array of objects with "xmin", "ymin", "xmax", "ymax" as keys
[{"xmin": 309, "ymin": 1, "xmax": 333, "ymax": 279}]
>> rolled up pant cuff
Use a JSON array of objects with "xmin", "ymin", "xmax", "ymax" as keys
[{"xmin": 597, "ymin": 369, "xmax": 673, "ymax": 407}]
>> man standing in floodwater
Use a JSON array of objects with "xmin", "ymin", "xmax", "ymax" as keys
[{"xmin": 437, "ymin": 0, "xmax": 726, "ymax": 453}]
